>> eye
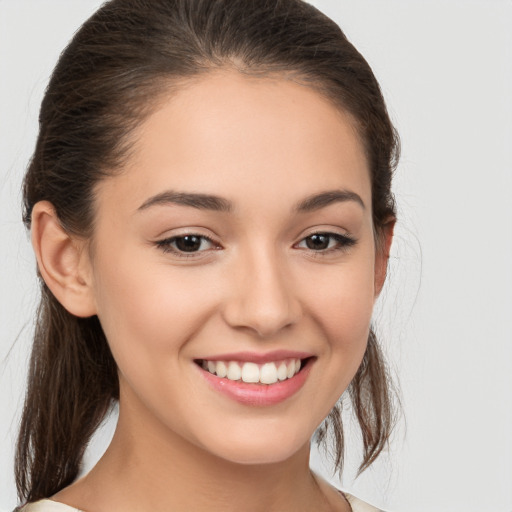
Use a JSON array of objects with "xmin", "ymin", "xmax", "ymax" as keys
[
  {"xmin": 296, "ymin": 232, "xmax": 356, "ymax": 254},
  {"xmin": 156, "ymin": 234, "xmax": 219, "ymax": 257}
]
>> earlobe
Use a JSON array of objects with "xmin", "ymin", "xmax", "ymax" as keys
[
  {"xmin": 31, "ymin": 201, "xmax": 97, "ymax": 317},
  {"xmin": 374, "ymin": 218, "xmax": 395, "ymax": 297}
]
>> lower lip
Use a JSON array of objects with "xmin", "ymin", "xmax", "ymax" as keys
[{"xmin": 197, "ymin": 359, "xmax": 313, "ymax": 406}]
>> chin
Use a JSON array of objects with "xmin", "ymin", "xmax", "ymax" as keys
[{"xmin": 194, "ymin": 422, "xmax": 311, "ymax": 466}]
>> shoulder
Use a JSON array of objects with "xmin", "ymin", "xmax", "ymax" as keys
[
  {"xmin": 343, "ymin": 491, "xmax": 386, "ymax": 512},
  {"xmin": 312, "ymin": 472, "xmax": 387, "ymax": 512},
  {"xmin": 15, "ymin": 500, "xmax": 83, "ymax": 512},
  {"xmin": 18, "ymin": 494, "xmax": 385, "ymax": 512}
]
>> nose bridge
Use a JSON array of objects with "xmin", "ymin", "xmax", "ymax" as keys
[{"xmin": 223, "ymin": 240, "xmax": 301, "ymax": 338}]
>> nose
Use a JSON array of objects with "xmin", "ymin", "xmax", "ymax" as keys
[{"xmin": 222, "ymin": 245, "xmax": 302, "ymax": 338}]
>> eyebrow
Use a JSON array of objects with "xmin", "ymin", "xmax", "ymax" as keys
[
  {"xmin": 295, "ymin": 189, "xmax": 365, "ymax": 212},
  {"xmin": 138, "ymin": 191, "xmax": 232, "ymax": 212},
  {"xmin": 137, "ymin": 189, "xmax": 365, "ymax": 213}
]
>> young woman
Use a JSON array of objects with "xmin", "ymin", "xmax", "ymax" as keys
[{"xmin": 15, "ymin": 1, "xmax": 399, "ymax": 511}]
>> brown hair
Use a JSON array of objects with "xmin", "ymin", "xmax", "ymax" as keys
[{"xmin": 16, "ymin": 0, "xmax": 400, "ymax": 503}]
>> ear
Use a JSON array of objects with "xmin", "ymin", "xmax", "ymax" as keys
[
  {"xmin": 31, "ymin": 201, "xmax": 97, "ymax": 317},
  {"xmin": 374, "ymin": 218, "xmax": 395, "ymax": 297}
]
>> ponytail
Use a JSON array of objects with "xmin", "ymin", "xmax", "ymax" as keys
[
  {"xmin": 316, "ymin": 329, "xmax": 397, "ymax": 475},
  {"xmin": 15, "ymin": 284, "xmax": 117, "ymax": 502}
]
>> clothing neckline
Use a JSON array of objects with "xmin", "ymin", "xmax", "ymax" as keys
[{"xmin": 22, "ymin": 491, "xmax": 383, "ymax": 512}]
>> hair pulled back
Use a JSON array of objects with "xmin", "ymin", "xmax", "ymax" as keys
[{"xmin": 17, "ymin": 0, "xmax": 400, "ymax": 503}]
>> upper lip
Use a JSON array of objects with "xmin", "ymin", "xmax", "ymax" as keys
[{"xmin": 196, "ymin": 350, "xmax": 314, "ymax": 364}]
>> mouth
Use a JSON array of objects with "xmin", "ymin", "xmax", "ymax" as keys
[{"xmin": 194, "ymin": 355, "xmax": 315, "ymax": 405}]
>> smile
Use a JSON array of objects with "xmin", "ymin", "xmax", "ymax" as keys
[
  {"xmin": 195, "ymin": 354, "xmax": 314, "ymax": 406},
  {"xmin": 199, "ymin": 358, "xmax": 302, "ymax": 384}
]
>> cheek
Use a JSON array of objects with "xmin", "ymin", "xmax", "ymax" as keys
[
  {"xmin": 306, "ymin": 258, "xmax": 375, "ymax": 344},
  {"xmin": 299, "ymin": 249, "xmax": 376, "ymax": 397},
  {"xmin": 91, "ymin": 250, "xmax": 214, "ymax": 372},
  {"xmin": 91, "ymin": 259, "xmax": 219, "ymax": 432}
]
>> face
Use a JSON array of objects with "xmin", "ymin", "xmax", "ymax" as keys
[{"xmin": 86, "ymin": 71, "xmax": 385, "ymax": 465}]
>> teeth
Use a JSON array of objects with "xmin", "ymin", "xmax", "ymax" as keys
[
  {"xmin": 286, "ymin": 360, "xmax": 295, "ymax": 378},
  {"xmin": 276, "ymin": 362, "xmax": 288, "ymax": 381},
  {"xmin": 216, "ymin": 361, "xmax": 227, "ymax": 378},
  {"xmin": 201, "ymin": 358, "xmax": 303, "ymax": 384},
  {"xmin": 241, "ymin": 362, "xmax": 259, "ymax": 383},
  {"xmin": 260, "ymin": 362, "xmax": 278, "ymax": 384},
  {"xmin": 227, "ymin": 361, "xmax": 242, "ymax": 381}
]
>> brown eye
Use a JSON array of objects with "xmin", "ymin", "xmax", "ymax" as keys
[
  {"xmin": 156, "ymin": 234, "xmax": 217, "ymax": 256},
  {"xmin": 174, "ymin": 235, "xmax": 203, "ymax": 252},
  {"xmin": 297, "ymin": 232, "xmax": 357, "ymax": 253},
  {"xmin": 305, "ymin": 234, "xmax": 331, "ymax": 250}
]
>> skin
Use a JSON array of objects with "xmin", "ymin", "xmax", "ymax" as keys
[{"xmin": 32, "ymin": 70, "xmax": 393, "ymax": 512}]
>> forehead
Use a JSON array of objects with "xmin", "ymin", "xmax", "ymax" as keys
[{"xmin": 97, "ymin": 70, "xmax": 371, "ymax": 217}]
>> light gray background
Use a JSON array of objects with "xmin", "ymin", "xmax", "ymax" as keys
[{"xmin": 1, "ymin": 1, "xmax": 511, "ymax": 511}]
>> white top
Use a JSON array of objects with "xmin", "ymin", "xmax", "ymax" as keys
[{"xmin": 18, "ymin": 493, "xmax": 383, "ymax": 512}]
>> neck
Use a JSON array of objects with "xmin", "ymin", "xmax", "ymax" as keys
[{"xmin": 56, "ymin": 397, "xmax": 335, "ymax": 512}]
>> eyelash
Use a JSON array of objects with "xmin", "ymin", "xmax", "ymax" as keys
[
  {"xmin": 155, "ymin": 232, "xmax": 357, "ymax": 259},
  {"xmin": 156, "ymin": 234, "xmax": 219, "ymax": 258},
  {"xmin": 296, "ymin": 232, "xmax": 357, "ymax": 256}
]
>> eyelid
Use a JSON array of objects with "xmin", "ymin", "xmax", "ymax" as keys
[
  {"xmin": 155, "ymin": 233, "xmax": 221, "ymax": 258},
  {"xmin": 294, "ymin": 230, "xmax": 357, "ymax": 256},
  {"xmin": 154, "ymin": 228, "xmax": 357, "ymax": 259},
  {"xmin": 299, "ymin": 226, "xmax": 353, "ymax": 239}
]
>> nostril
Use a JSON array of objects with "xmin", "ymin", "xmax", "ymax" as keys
[{"xmin": 221, "ymin": 276, "xmax": 302, "ymax": 337}]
